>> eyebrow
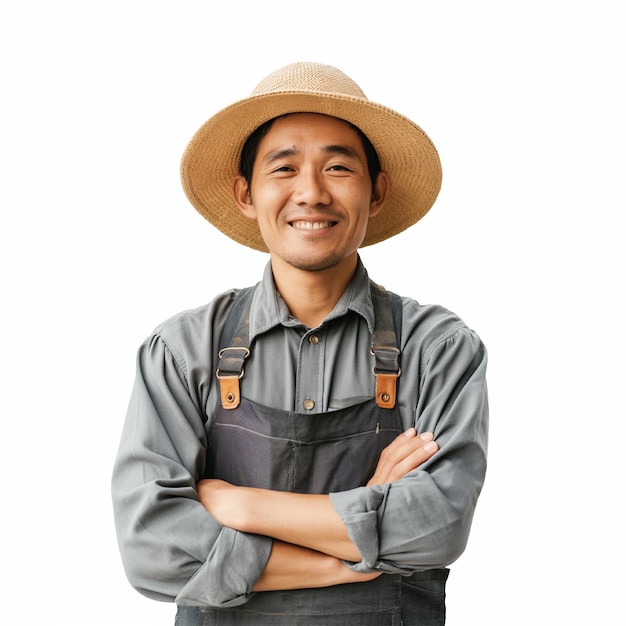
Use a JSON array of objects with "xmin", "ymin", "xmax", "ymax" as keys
[
  {"xmin": 262, "ymin": 144, "xmax": 361, "ymax": 166},
  {"xmin": 323, "ymin": 144, "xmax": 360, "ymax": 160},
  {"xmin": 262, "ymin": 148, "xmax": 299, "ymax": 165}
]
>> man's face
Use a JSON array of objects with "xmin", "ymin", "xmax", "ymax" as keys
[{"xmin": 234, "ymin": 113, "xmax": 387, "ymax": 273}]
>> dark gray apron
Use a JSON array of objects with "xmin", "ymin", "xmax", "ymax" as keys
[{"xmin": 175, "ymin": 284, "xmax": 448, "ymax": 625}]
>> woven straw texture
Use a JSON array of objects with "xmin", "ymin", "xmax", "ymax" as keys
[{"xmin": 181, "ymin": 62, "xmax": 442, "ymax": 252}]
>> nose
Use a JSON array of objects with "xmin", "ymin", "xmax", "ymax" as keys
[{"xmin": 292, "ymin": 168, "xmax": 331, "ymax": 207}]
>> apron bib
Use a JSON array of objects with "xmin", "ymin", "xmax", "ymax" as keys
[{"xmin": 176, "ymin": 283, "xmax": 447, "ymax": 625}]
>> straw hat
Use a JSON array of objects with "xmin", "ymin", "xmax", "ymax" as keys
[{"xmin": 180, "ymin": 62, "xmax": 442, "ymax": 252}]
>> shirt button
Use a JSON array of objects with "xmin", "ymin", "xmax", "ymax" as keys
[
  {"xmin": 303, "ymin": 399, "xmax": 315, "ymax": 411},
  {"xmin": 309, "ymin": 335, "xmax": 319, "ymax": 345}
]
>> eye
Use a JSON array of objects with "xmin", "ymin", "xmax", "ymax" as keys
[
  {"xmin": 327, "ymin": 164, "xmax": 351, "ymax": 172},
  {"xmin": 270, "ymin": 165, "xmax": 295, "ymax": 174}
]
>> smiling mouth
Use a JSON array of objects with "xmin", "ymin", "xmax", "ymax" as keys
[{"xmin": 290, "ymin": 220, "xmax": 336, "ymax": 230}]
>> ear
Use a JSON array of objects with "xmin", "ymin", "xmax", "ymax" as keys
[
  {"xmin": 233, "ymin": 176, "xmax": 257, "ymax": 219},
  {"xmin": 369, "ymin": 171, "xmax": 389, "ymax": 218}
]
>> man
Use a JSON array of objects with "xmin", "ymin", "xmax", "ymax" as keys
[{"xmin": 112, "ymin": 62, "xmax": 488, "ymax": 625}]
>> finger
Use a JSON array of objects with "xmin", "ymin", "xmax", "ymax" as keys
[
  {"xmin": 368, "ymin": 432, "xmax": 437, "ymax": 486},
  {"xmin": 384, "ymin": 428, "xmax": 419, "ymax": 453},
  {"xmin": 386, "ymin": 439, "xmax": 439, "ymax": 483},
  {"xmin": 382, "ymin": 431, "xmax": 434, "ymax": 465}
]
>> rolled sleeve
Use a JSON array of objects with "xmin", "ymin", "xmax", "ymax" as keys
[
  {"xmin": 329, "ymin": 487, "xmax": 387, "ymax": 571},
  {"xmin": 177, "ymin": 527, "xmax": 272, "ymax": 607},
  {"xmin": 330, "ymin": 320, "xmax": 488, "ymax": 575}
]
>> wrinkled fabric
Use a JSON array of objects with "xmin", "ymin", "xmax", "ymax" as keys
[
  {"xmin": 188, "ymin": 390, "xmax": 405, "ymax": 623},
  {"xmin": 111, "ymin": 257, "xmax": 488, "ymax": 608}
]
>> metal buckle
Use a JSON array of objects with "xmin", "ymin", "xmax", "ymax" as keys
[
  {"xmin": 370, "ymin": 345, "xmax": 400, "ymax": 356},
  {"xmin": 371, "ymin": 366, "xmax": 402, "ymax": 377},
  {"xmin": 216, "ymin": 346, "xmax": 250, "ymax": 380},
  {"xmin": 371, "ymin": 345, "xmax": 401, "ymax": 376},
  {"xmin": 218, "ymin": 347, "xmax": 251, "ymax": 359},
  {"xmin": 216, "ymin": 368, "xmax": 246, "ymax": 380}
]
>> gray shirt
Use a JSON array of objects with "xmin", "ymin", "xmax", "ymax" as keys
[{"xmin": 112, "ymin": 258, "xmax": 488, "ymax": 608}]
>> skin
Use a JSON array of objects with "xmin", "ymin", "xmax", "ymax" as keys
[
  {"xmin": 197, "ymin": 113, "xmax": 439, "ymax": 591},
  {"xmin": 233, "ymin": 112, "xmax": 388, "ymax": 327}
]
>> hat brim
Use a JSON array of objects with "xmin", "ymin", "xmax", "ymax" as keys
[{"xmin": 181, "ymin": 91, "xmax": 442, "ymax": 252}]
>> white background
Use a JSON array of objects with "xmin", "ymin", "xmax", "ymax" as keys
[{"xmin": 1, "ymin": 2, "xmax": 624, "ymax": 624}]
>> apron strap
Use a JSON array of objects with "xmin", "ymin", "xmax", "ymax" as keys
[
  {"xmin": 216, "ymin": 286, "xmax": 255, "ymax": 410},
  {"xmin": 217, "ymin": 281, "xmax": 403, "ymax": 410},
  {"xmin": 370, "ymin": 281, "xmax": 402, "ymax": 409}
]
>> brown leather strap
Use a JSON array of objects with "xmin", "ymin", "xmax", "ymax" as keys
[
  {"xmin": 219, "ymin": 375, "xmax": 241, "ymax": 410},
  {"xmin": 375, "ymin": 372, "xmax": 399, "ymax": 409}
]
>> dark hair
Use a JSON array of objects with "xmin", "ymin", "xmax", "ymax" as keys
[{"xmin": 238, "ymin": 115, "xmax": 382, "ymax": 189}]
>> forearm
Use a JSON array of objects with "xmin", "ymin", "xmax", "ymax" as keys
[
  {"xmin": 198, "ymin": 430, "xmax": 441, "ymax": 565},
  {"xmin": 248, "ymin": 490, "xmax": 362, "ymax": 561},
  {"xmin": 200, "ymin": 481, "xmax": 362, "ymax": 561},
  {"xmin": 253, "ymin": 540, "xmax": 379, "ymax": 592}
]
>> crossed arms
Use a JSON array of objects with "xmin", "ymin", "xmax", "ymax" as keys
[
  {"xmin": 197, "ymin": 429, "xmax": 438, "ymax": 591},
  {"xmin": 112, "ymin": 304, "xmax": 488, "ymax": 607}
]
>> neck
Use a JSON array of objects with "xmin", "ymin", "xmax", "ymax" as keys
[{"xmin": 270, "ymin": 254, "xmax": 358, "ymax": 328}]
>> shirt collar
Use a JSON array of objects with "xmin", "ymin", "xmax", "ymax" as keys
[{"xmin": 248, "ymin": 256, "xmax": 376, "ymax": 340}]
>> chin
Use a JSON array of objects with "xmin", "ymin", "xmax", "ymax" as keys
[{"xmin": 286, "ymin": 251, "xmax": 351, "ymax": 273}]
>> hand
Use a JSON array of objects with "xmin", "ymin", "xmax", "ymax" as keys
[{"xmin": 367, "ymin": 429, "xmax": 438, "ymax": 486}]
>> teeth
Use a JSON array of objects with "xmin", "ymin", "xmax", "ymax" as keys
[{"xmin": 291, "ymin": 221, "xmax": 334, "ymax": 230}]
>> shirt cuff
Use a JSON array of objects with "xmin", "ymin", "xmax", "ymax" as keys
[
  {"xmin": 176, "ymin": 528, "xmax": 273, "ymax": 607},
  {"xmin": 329, "ymin": 486, "xmax": 387, "ymax": 572}
]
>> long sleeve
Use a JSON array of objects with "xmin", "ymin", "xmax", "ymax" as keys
[
  {"xmin": 111, "ymin": 319, "xmax": 272, "ymax": 607},
  {"xmin": 329, "ymin": 306, "xmax": 488, "ymax": 574}
]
